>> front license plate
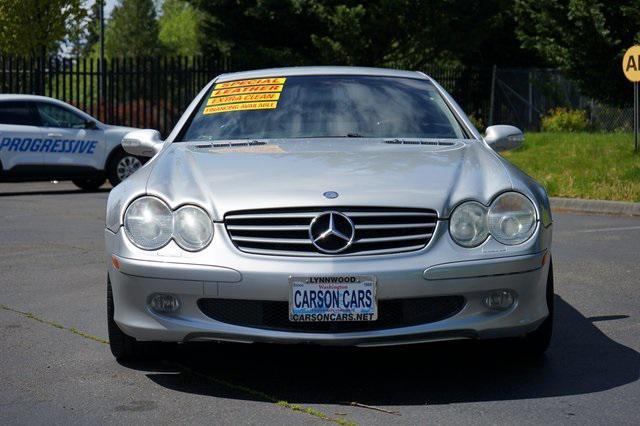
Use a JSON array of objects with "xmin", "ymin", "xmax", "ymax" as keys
[{"xmin": 289, "ymin": 275, "xmax": 377, "ymax": 322}]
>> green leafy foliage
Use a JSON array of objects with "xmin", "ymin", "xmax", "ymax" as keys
[
  {"xmin": 188, "ymin": 0, "xmax": 540, "ymax": 69},
  {"xmin": 0, "ymin": 0, "xmax": 86, "ymax": 56},
  {"xmin": 514, "ymin": 0, "xmax": 640, "ymax": 106},
  {"xmin": 80, "ymin": 1, "xmax": 103, "ymax": 56},
  {"xmin": 468, "ymin": 114, "xmax": 485, "ymax": 133},
  {"xmin": 188, "ymin": 0, "xmax": 323, "ymax": 68},
  {"xmin": 104, "ymin": 0, "xmax": 161, "ymax": 57},
  {"xmin": 159, "ymin": 0, "xmax": 202, "ymax": 56},
  {"xmin": 541, "ymin": 108, "xmax": 589, "ymax": 132}
]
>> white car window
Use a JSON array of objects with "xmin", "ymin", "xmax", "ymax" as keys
[{"xmin": 37, "ymin": 103, "xmax": 86, "ymax": 129}]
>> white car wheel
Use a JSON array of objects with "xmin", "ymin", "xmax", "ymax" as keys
[{"xmin": 116, "ymin": 156, "xmax": 142, "ymax": 181}]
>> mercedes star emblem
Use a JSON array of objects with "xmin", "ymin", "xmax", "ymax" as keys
[
  {"xmin": 323, "ymin": 191, "xmax": 339, "ymax": 199},
  {"xmin": 308, "ymin": 211, "xmax": 355, "ymax": 253}
]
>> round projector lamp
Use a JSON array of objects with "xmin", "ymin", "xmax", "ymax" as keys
[
  {"xmin": 148, "ymin": 294, "xmax": 181, "ymax": 313},
  {"xmin": 484, "ymin": 290, "xmax": 516, "ymax": 310}
]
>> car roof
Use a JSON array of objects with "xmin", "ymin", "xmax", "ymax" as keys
[
  {"xmin": 214, "ymin": 66, "xmax": 429, "ymax": 83},
  {"xmin": 0, "ymin": 94, "xmax": 70, "ymax": 103},
  {"xmin": 0, "ymin": 94, "xmax": 100, "ymax": 123}
]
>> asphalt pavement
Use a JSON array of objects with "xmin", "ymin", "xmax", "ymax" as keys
[{"xmin": 1, "ymin": 181, "xmax": 638, "ymax": 425}]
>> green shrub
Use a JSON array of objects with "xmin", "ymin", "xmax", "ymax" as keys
[
  {"xmin": 468, "ymin": 113, "xmax": 485, "ymax": 132},
  {"xmin": 541, "ymin": 108, "xmax": 589, "ymax": 132}
]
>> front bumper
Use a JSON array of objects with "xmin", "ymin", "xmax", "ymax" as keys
[{"xmin": 106, "ymin": 221, "xmax": 552, "ymax": 346}]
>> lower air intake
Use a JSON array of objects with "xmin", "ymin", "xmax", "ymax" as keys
[{"xmin": 197, "ymin": 296, "xmax": 466, "ymax": 333}]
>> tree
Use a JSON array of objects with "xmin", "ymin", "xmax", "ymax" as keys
[
  {"xmin": 159, "ymin": 0, "xmax": 202, "ymax": 56},
  {"xmin": 104, "ymin": 0, "xmax": 161, "ymax": 57},
  {"xmin": 66, "ymin": 0, "xmax": 103, "ymax": 57},
  {"xmin": 189, "ymin": 0, "xmax": 325, "ymax": 67},
  {"xmin": 188, "ymin": 0, "xmax": 541, "ymax": 69},
  {"xmin": 399, "ymin": 0, "xmax": 542, "ymax": 68},
  {"xmin": 0, "ymin": 0, "xmax": 87, "ymax": 56},
  {"xmin": 514, "ymin": 0, "xmax": 640, "ymax": 106},
  {"xmin": 309, "ymin": 1, "xmax": 403, "ymax": 66},
  {"xmin": 82, "ymin": 1, "xmax": 104, "ymax": 56}
]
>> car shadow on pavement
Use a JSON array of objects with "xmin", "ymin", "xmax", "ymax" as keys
[{"xmin": 141, "ymin": 295, "xmax": 639, "ymax": 406}]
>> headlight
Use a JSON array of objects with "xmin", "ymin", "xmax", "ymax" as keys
[
  {"xmin": 449, "ymin": 201, "xmax": 489, "ymax": 247},
  {"xmin": 488, "ymin": 192, "xmax": 536, "ymax": 245},
  {"xmin": 173, "ymin": 205, "xmax": 214, "ymax": 251},
  {"xmin": 124, "ymin": 197, "xmax": 173, "ymax": 250},
  {"xmin": 123, "ymin": 198, "xmax": 213, "ymax": 251}
]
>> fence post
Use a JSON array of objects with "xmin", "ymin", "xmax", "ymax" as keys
[
  {"xmin": 528, "ymin": 71, "xmax": 533, "ymax": 126},
  {"xmin": 635, "ymin": 82, "xmax": 638, "ymax": 152},
  {"xmin": 102, "ymin": 58, "xmax": 108, "ymax": 123},
  {"xmin": 488, "ymin": 65, "xmax": 497, "ymax": 126},
  {"xmin": 37, "ymin": 57, "xmax": 42, "ymax": 95}
]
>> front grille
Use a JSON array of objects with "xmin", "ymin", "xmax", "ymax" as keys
[
  {"xmin": 198, "ymin": 296, "xmax": 466, "ymax": 333},
  {"xmin": 225, "ymin": 207, "xmax": 439, "ymax": 256}
]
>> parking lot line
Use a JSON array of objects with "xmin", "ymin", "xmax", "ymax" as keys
[{"xmin": 0, "ymin": 303, "xmax": 356, "ymax": 426}]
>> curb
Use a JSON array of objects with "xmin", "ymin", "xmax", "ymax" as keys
[{"xmin": 550, "ymin": 197, "xmax": 640, "ymax": 217}]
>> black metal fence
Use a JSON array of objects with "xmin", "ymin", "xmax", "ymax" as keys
[
  {"xmin": 490, "ymin": 68, "xmax": 634, "ymax": 132},
  {"xmin": 8, "ymin": 56, "xmax": 625, "ymax": 134},
  {"xmin": 0, "ymin": 56, "xmax": 496, "ymax": 136},
  {"xmin": 0, "ymin": 56, "xmax": 233, "ymax": 136},
  {"xmin": 423, "ymin": 64, "xmax": 493, "ymax": 128}
]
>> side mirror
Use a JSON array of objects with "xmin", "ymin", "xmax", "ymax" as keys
[
  {"xmin": 84, "ymin": 120, "xmax": 97, "ymax": 130},
  {"xmin": 484, "ymin": 125, "xmax": 524, "ymax": 152},
  {"xmin": 121, "ymin": 129, "xmax": 163, "ymax": 157}
]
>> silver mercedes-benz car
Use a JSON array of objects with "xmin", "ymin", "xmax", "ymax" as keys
[{"xmin": 105, "ymin": 67, "xmax": 553, "ymax": 361}]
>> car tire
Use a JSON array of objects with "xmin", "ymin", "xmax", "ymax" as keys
[
  {"xmin": 72, "ymin": 177, "xmax": 106, "ymax": 191},
  {"xmin": 107, "ymin": 277, "xmax": 150, "ymax": 361},
  {"xmin": 106, "ymin": 149, "xmax": 143, "ymax": 187},
  {"xmin": 516, "ymin": 258, "xmax": 554, "ymax": 356}
]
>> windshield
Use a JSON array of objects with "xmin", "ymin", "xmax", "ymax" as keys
[{"xmin": 179, "ymin": 75, "xmax": 467, "ymax": 141}]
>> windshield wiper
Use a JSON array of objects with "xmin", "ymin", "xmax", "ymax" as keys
[{"xmin": 298, "ymin": 133, "xmax": 365, "ymax": 138}]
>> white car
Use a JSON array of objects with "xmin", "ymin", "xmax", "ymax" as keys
[{"xmin": 0, "ymin": 95, "xmax": 143, "ymax": 190}]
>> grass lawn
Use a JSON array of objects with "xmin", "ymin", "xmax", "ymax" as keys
[{"xmin": 500, "ymin": 132, "xmax": 640, "ymax": 202}]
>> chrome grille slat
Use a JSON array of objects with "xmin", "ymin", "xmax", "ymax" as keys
[
  {"xmin": 226, "ymin": 212, "xmax": 318, "ymax": 220},
  {"xmin": 347, "ymin": 244, "xmax": 427, "ymax": 256},
  {"xmin": 225, "ymin": 207, "xmax": 438, "ymax": 257},
  {"xmin": 355, "ymin": 223, "xmax": 435, "ymax": 230},
  {"xmin": 234, "ymin": 247, "xmax": 331, "ymax": 257},
  {"xmin": 343, "ymin": 211, "xmax": 437, "ymax": 217},
  {"xmin": 356, "ymin": 233, "xmax": 432, "ymax": 243},
  {"xmin": 232, "ymin": 236, "xmax": 311, "ymax": 244},
  {"xmin": 233, "ymin": 244, "xmax": 428, "ymax": 257},
  {"xmin": 227, "ymin": 224, "xmax": 309, "ymax": 231}
]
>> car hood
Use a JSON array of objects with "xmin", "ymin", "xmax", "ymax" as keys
[{"xmin": 145, "ymin": 139, "xmax": 513, "ymax": 220}]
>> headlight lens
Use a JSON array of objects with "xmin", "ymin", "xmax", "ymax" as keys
[
  {"xmin": 123, "ymin": 198, "xmax": 213, "ymax": 251},
  {"xmin": 488, "ymin": 192, "xmax": 537, "ymax": 245},
  {"xmin": 173, "ymin": 205, "xmax": 214, "ymax": 251},
  {"xmin": 124, "ymin": 197, "xmax": 173, "ymax": 250},
  {"xmin": 449, "ymin": 201, "xmax": 489, "ymax": 247}
]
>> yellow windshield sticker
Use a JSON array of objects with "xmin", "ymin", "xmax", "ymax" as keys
[
  {"xmin": 214, "ymin": 77, "xmax": 286, "ymax": 89},
  {"xmin": 203, "ymin": 101, "xmax": 278, "ymax": 114},
  {"xmin": 207, "ymin": 92, "xmax": 281, "ymax": 106},
  {"xmin": 211, "ymin": 84, "xmax": 284, "ymax": 97},
  {"xmin": 204, "ymin": 77, "xmax": 286, "ymax": 114}
]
